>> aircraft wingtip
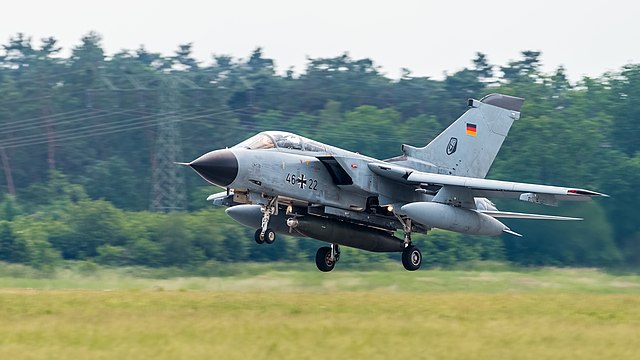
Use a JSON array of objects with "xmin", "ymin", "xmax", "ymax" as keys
[
  {"xmin": 503, "ymin": 228, "xmax": 523, "ymax": 237},
  {"xmin": 567, "ymin": 189, "xmax": 609, "ymax": 198},
  {"xmin": 174, "ymin": 161, "xmax": 191, "ymax": 166}
]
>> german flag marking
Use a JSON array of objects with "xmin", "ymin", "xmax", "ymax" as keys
[{"xmin": 466, "ymin": 123, "xmax": 477, "ymax": 136}]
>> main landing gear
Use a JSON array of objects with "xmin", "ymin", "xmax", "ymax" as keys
[
  {"xmin": 402, "ymin": 245, "xmax": 422, "ymax": 271},
  {"xmin": 396, "ymin": 215, "xmax": 422, "ymax": 271},
  {"xmin": 254, "ymin": 197, "xmax": 277, "ymax": 245},
  {"xmin": 315, "ymin": 244, "xmax": 340, "ymax": 272}
]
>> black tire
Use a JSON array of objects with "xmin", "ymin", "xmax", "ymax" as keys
[
  {"xmin": 315, "ymin": 247, "xmax": 336, "ymax": 272},
  {"xmin": 254, "ymin": 229, "xmax": 265, "ymax": 244},
  {"xmin": 402, "ymin": 245, "xmax": 422, "ymax": 271},
  {"xmin": 264, "ymin": 228, "xmax": 276, "ymax": 244}
]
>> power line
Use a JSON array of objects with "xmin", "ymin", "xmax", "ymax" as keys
[
  {"xmin": 0, "ymin": 108, "xmax": 170, "ymax": 147},
  {"xmin": 0, "ymin": 110, "xmax": 240, "ymax": 149},
  {"xmin": 0, "ymin": 108, "xmax": 220, "ymax": 149},
  {"xmin": 0, "ymin": 102, "xmax": 441, "ymax": 150},
  {"xmin": 0, "ymin": 108, "xmax": 121, "ymax": 135},
  {"xmin": 0, "ymin": 108, "xmax": 90, "ymax": 129}
]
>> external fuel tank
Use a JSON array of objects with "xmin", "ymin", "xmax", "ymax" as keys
[{"xmin": 401, "ymin": 202, "xmax": 508, "ymax": 236}]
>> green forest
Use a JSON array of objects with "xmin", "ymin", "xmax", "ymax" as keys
[{"xmin": 0, "ymin": 32, "xmax": 638, "ymax": 269}]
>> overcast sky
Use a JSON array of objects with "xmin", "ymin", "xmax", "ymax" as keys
[{"xmin": 1, "ymin": 0, "xmax": 638, "ymax": 81}]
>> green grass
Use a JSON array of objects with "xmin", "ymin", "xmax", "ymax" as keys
[
  {"xmin": 0, "ymin": 261, "xmax": 639, "ymax": 294},
  {"xmin": 1, "ymin": 263, "xmax": 640, "ymax": 359},
  {"xmin": 0, "ymin": 291, "xmax": 639, "ymax": 359}
]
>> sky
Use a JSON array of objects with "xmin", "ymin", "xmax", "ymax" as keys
[{"xmin": 1, "ymin": 0, "xmax": 638, "ymax": 81}]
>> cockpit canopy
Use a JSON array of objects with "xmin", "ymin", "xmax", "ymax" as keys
[{"xmin": 233, "ymin": 131, "xmax": 326, "ymax": 152}]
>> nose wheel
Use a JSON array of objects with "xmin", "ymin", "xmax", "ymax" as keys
[
  {"xmin": 254, "ymin": 228, "xmax": 276, "ymax": 244},
  {"xmin": 254, "ymin": 229, "xmax": 264, "ymax": 244}
]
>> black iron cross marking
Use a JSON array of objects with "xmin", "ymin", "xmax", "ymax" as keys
[{"xmin": 297, "ymin": 174, "xmax": 307, "ymax": 189}]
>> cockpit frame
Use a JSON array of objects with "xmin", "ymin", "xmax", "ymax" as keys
[{"xmin": 233, "ymin": 131, "xmax": 327, "ymax": 152}]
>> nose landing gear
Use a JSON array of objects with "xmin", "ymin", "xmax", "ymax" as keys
[{"xmin": 255, "ymin": 197, "xmax": 278, "ymax": 245}]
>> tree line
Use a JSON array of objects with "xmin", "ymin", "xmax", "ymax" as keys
[{"xmin": 0, "ymin": 32, "xmax": 638, "ymax": 268}]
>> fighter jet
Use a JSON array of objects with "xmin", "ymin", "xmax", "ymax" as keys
[{"xmin": 183, "ymin": 94, "xmax": 606, "ymax": 272}]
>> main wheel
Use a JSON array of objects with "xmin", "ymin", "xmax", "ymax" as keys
[
  {"xmin": 264, "ymin": 228, "xmax": 276, "ymax": 244},
  {"xmin": 315, "ymin": 246, "xmax": 336, "ymax": 272},
  {"xmin": 402, "ymin": 245, "xmax": 422, "ymax": 271},
  {"xmin": 254, "ymin": 229, "xmax": 265, "ymax": 244}
]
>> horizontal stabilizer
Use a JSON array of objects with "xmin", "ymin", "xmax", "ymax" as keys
[{"xmin": 480, "ymin": 210, "xmax": 582, "ymax": 221}]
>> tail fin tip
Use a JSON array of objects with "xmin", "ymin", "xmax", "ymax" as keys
[{"xmin": 479, "ymin": 93, "xmax": 525, "ymax": 112}]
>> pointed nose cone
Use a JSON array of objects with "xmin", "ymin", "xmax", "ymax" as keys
[{"xmin": 189, "ymin": 149, "xmax": 238, "ymax": 187}]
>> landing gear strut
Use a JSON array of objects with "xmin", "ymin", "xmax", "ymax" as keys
[
  {"xmin": 255, "ymin": 197, "xmax": 277, "ymax": 245},
  {"xmin": 395, "ymin": 214, "xmax": 422, "ymax": 271},
  {"xmin": 315, "ymin": 244, "xmax": 340, "ymax": 272}
]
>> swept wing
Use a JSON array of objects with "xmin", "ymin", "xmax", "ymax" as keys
[{"xmin": 368, "ymin": 162, "xmax": 606, "ymax": 204}]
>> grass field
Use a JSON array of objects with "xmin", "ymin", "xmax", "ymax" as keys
[{"xmin": 1, "ymin": 263, "xmax": 640, "ymax": 359}]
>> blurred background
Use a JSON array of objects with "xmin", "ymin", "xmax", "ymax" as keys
[{"xmin": 0, "ymin": 1, "xmax": 638, "ymax": 271}]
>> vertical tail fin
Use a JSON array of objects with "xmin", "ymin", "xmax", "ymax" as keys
[{"xmin": 402, "ymin": 93, "xmax": 524, "ymax": 178}]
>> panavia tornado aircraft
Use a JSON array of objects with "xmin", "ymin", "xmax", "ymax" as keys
[{"xmin": 182, "ymin": 94, "xmax": 606, "ymax": 272}]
